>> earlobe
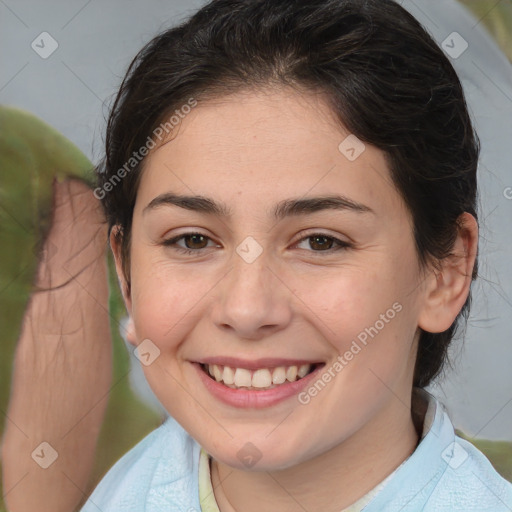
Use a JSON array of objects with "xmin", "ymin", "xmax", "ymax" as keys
[
  {"xmin": 418, "ymin": 212, "xmax": 478, "ymax": 334},
  {"xmin": 109, "ymin": 225, "xmax": 132, "ymax": 315},
  {"xmin": 123, "ymin": 316, "xmax": 138, "ymax": 347}
]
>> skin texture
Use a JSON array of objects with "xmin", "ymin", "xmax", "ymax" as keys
[
  {"xmin": 2, "ymin": 179, "xmax": 112, "ymax": 512},
  {"xmin": 111, "ymin": 87, "xmax": 478, "ymax": 511}
]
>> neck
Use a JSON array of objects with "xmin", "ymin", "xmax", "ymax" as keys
[{"xmin": 211, "ymin": 396, "xmax": 420, "ymax": 512}]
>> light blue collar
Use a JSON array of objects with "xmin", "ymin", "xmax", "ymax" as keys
[{"xmin": 80, "ymin": 388, "xmax": 512, "ymax": 511}]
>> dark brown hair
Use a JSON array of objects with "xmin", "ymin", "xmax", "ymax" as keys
[{"xmin": 96, "ymin": 0, "xmax": 480, "ymax": 388}]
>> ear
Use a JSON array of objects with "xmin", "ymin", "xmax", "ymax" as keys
[
  {"xmin": 417, "ymin": 212, "xmax": 478, "ymax": 333},
  {"xmin": 110, "ymin": 225, "xmax": 133, "ymax": 317},
  {"xmin": 124, "ymin": 316, "xmax": 137, "ymax": 347}
]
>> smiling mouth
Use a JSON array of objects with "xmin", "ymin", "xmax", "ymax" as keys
[{"xmin": 201, "ymin": 363, "xmax": 321, "ymax": 390}]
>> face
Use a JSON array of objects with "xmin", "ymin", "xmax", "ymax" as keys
[{"xmin": 113, "ymin": 87, "xmax": 431, "ymax": 471}]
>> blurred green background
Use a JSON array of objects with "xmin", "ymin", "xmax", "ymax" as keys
[
  {"xmin": 1, "ymin": 1, "xmax": 511, "ymax": 511},
  {"xmin": 0, "ymin": 106, "xmax": 164, "ymax": 510},
  {"xmin": 459, "ymin": 0, "xmax": 512, "ymax": 61}
]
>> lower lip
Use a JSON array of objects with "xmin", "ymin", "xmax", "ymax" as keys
[{"xmin": 193, "ymin": 363, "xmax": 325, "ymax": 408}]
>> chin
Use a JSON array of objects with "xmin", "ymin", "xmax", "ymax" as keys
[{"xmin": 207, "ymin": 435, "xmax": 319, "ymax": 473}]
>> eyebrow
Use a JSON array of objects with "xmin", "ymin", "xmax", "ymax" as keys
[{"xmin": 142, "ymin": 193, "xmax": 374, "ymax": 220}]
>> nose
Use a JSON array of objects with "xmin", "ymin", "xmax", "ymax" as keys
[{"xmin": 211, "ymin": 249, "xmax": 293, "ymax": 340}]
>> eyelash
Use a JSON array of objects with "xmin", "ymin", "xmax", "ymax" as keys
[{"xmin": 161, "ymin": 232, "xmax": 352, "ymax": 256}]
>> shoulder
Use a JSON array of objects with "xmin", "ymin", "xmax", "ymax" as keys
[
  {"xmin": 79, "ymin": 416, "xmax": 201, "ymax": 512},
  {"xmin": 364, "ymin": 390, "xmax": 512, "ymax": 511},
  {"xmin": 424, "ymin": 435, "xmax": 512, "ymax": 511}
]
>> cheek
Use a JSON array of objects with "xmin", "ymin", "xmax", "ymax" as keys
[
  {"xmin": 292, "ymin": 266, "xmax": 387, "ymax": 340},
  {"xmin": 128, "ymin": 252, "xmax": 210, "ymax": 348},
  {"xmin": 294, "ymin": 260, "xmax": 419, "ymax": 368}
]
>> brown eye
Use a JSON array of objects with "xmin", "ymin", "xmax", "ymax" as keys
[
  {"xmin": 182, "ymin": 234, "xmax": 209, "ymax": 249},
  {"xmin": 295, "ymin": 233, "xmax": 351, "ymax": 254},
  {"xmin": 162, "ymin": 232, "xmax": 216, "ymax": 254},
  {"xmin": 308, "ymin": 235, "xmax": 334, "ymax": 251}
]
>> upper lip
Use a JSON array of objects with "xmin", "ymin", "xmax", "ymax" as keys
[{"xmin": 195, "ymin": 356, "xmax": 323, "ymax": 370}]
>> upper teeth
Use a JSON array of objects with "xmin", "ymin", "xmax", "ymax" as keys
[{"xmin": 206, "ymin": 364, "xmax": 312, "ymax": 389}]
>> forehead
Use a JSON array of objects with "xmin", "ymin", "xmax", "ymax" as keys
[{"xmin": 135, "ymin": 87, "xmax": 401, "ymax": 219}]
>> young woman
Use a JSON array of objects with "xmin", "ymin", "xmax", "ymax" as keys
[{"xmin": 56, "ymin": 0, "xmax": 512, "ymax": 510}]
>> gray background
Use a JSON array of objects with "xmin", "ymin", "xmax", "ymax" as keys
[{"xmin": 1, "ymin": 0, "xmax": 511, "ymax": 440}]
